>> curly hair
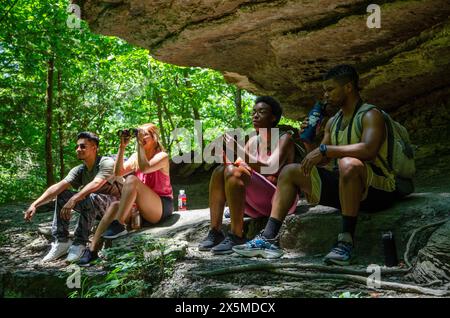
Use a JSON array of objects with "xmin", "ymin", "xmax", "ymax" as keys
[{"xmin": 255, "ymin": 96, "xmax": 283, "ymax": 127}]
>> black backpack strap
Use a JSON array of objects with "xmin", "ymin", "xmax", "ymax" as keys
[
  {"xmin": 333, "ymin": 112, "xmax": 343, "ymax": 146},
  {"xmin": 330, "ymin": 112, "xmax": 343, "ymax": 168},
  {"xmin": 331, "ymin": 99, "xmax": 363, "ymax": 168},
  {"xmin": 333, "ymin": 114, "xmax": 343, "ymax": 168},
  {"xmin": 381, "ymin": 111, "xmax": 394, "ymax": 171},
  {"xmin": 345, "ymin": 99, "xmax": 364, "ymax": 144}
]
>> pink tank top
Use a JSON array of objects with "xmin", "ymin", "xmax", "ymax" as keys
[
  {"xmin": 134, "ymin": 169, "xmax": 173, "ymax": 199},
  {"xmin": 256, "ymin": 134, "xmax": 293, "ymax": 183}
]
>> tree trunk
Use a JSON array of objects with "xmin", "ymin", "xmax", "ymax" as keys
[
  {"xmin": 162, "ymin": 102, "xmax": 176, "ymax": 155},
  {"xmin": 155, "ymin": 93, "xmax": 167, "ymax": 149},
  {"xmin": 57, "ymin": 69, "xmax": 65, "ymax": 180},
  {"xmin": 234, "ymin": 87, "xmax": 242, "ymax": 127},
  {"xmin": 183, "ymin": 70, "xmax": 201, "ymax": 121},
  {"xmin": 45, "ymin": 57, "xmax": 55, "ymax": 186}
]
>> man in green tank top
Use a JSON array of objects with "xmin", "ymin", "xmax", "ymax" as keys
[{"xmin": 233, "ymin": 65, "xmax": 399, "ymax": 265}]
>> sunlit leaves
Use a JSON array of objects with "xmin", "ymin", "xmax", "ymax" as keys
[{"xmin": 0, "ymin": 0, "xmax": 258, "ymax": 203}]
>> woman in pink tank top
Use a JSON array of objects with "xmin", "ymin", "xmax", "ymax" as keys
[
  {"xmin": 198, "ymin": 96, "xmax": 297, "ymax": 255},
  {"xmin": 78, "ymin": 123, "xmax": 173, "ymax": 265}
]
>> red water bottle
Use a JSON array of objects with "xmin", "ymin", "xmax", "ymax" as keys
[{"xmin": 178, "ymin": 189, "xmax": 187, "ymax": 211}]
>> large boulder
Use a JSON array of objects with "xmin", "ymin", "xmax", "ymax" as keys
[
  {"xmin": 280, "ymin": 194, "xmax": 450, "ymax": 265},
  {"xmin": 112, "ymin": 192, "xmax": 450, "ymax": 267},
  {"xmin": 75, "ymin": 0, "xmax": 450, "ymax": 119},
  {"xmin": 408, "ymin": 219, "xmax": 450, "ymax": 284}
]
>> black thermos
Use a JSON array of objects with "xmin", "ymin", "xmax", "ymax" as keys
[{"xmin": 382, "ymin": 231, "xmax": 398, "ymax": 267}]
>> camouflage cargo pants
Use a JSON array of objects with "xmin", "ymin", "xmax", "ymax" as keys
[{"xmin": 51, "ymin": 190, "xmax": 118, "ymax": 245}]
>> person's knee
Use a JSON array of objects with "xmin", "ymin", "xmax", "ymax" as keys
[
  {"xmin": 224, "ymin": 166, "xmax": 247, "ymax": 187},
  {"xmin": 213, "ymin": 164, "xmax": 225, "ymax": 175},
  {"xmin": 124, "ymin": 175, "xmax": 140, "ymax": 188},
  {"xmin": 210, "ymin": 164, "xmax": 225, "ymax": 181},
  {"xmin": 56, "ymin": 190, "xmax": 72, "ymax": 205},
  {"xmin": 339, "ymin": 157, "xmax": 364, "ymax": 180},
  {"xmin": 278, "ymin": 163, "xmax": 300, "ymax": 184}
]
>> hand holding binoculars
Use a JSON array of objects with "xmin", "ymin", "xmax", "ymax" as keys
[{"xmin": 117, "ymin": 128, "xmax": 139, "ymax": 139}]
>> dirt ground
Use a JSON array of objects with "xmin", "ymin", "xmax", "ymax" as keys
[{"xmin": 1, "ymin": 155, "xmax": 449, "ymax": 297}]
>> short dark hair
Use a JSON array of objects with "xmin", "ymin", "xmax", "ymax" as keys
[
  {"xmin": 323, "ymin": 64, "xmax": 360, "ymax": 91},
  {"xmin": 77, "ymin": 131, "xmax": 99, "ymax": 147},
  {"xmin": 254, "ymin": 96, "xmax": 283, "ymax": 127}
]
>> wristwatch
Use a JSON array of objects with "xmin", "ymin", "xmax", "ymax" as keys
[{"xmin": 319, "ymin": 144, "xmax": 328, "ymax": 157}]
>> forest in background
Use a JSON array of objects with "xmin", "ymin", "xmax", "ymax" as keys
[{"xmin": 0, "ymin": 0, "xmax": 299, "ymax": 204}]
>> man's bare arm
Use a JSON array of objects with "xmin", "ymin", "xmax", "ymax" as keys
[
  {"xmin": 24, "ymin": 180, "xmax": 71, "ymax": 221},
  {"xmin": 323, "ymin": 109, "xmax": 385, "ymax": 161}
]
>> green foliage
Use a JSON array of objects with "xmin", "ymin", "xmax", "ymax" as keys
[
  {"xmin": 333, "ymin": 291, "xmax": 363, "ymax": 298},
  {"xmin": 68, "ymin": 236, "xmax": 177, "ymax": 298},
  {"xmin": 279, "ymin": 117, "xmax": 301, "ymax": 130},
  {"xmin": 0, "ymin": 0, "xmax": 297, "ymax": 204}
]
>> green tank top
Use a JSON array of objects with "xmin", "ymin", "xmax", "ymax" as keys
[{"xmin": 329, "ymin": 103, "xmax": 396, "ymax": 192}]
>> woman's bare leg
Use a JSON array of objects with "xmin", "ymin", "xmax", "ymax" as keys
[
  {"xmin": 89, "ymin": 202, "xmax": 120, "ymax": 252},
  {"xmin": 209, "ymin": 165, "xmax": 226, "ymax": 231},
  {"xmin": 114, "ymin": 175, "xmax": 141, "ymax": 225},
  {"xmin": 224, "ymin": 165, "xmax": 251, "ymax": 238},
  {"xmin": 117, "ymin": 175, "xmax": 163, "ymax": 224}
]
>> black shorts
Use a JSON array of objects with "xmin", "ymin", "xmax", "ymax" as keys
[
  {"xmin": 142, "ymin": 196, "xmax": 174, "ymax": 227},
  {"xmin": 316, "ymin": 167, "xmax": 398, "ymax": 212}
]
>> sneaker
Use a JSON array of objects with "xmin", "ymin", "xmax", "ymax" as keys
[
  {"xmin": 77, "ymin": 249, "xmax": 98, "ymax": 267},
  {"xmin": 102, "ymin": 220, "xmax": 128, "ymax": 239},
  {"xmin": 42, "ymin": 240, "xmax": 72, "ymax": 262},
  {"xmin": 323, "ymin": 232, "xmax": 354, "ymax": 266},
  {"xmin": 232, "ymin": 234, "xmax": 284, "ymax": 259},
  {"xmin": 211, "ymin": 233, "xmax": 246, "ymax": 255},
  {"xmin": 198, "ymin": 228, "xmax": 225, "ymax": 251},
  {"xmin": 66, "ymin": 244, "xmax": 86, "ymax": 263},
  {"xmin": 223, "ymin": 207, "xmax": 230, "ymax": 219}
]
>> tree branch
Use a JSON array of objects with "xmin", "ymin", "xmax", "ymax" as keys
[
  {"xmin": 195, "ymin": 262, "xmax": 409, "ymax": 277},
  {"xmin": 268, "ymin": 269, "xmax": 450, "ymax": 297}
]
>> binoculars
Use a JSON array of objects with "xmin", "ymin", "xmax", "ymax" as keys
[{"xmin": 117, "ymin": 128, "xmax": 139, "ymax": 138}]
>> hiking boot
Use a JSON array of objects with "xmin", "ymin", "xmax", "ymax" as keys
[
  {"xmin": 232, "ymin": 234, "xmax": 283, "ymax": 259},
  {"xmin": 211, "ymin": 233, "xmax": 246, "ymax": 255},
  {"xmin": 102, "ymin": 220, "xmax": 128, "ymax": 239},
  {"xmin": 77, "ymin": 249, "xmax": 98, "ymax": 267},
  {"xmin": 42, "ymin": 240, "xmax": 72, "ymax": 262},
  {"xmin": 66, "ymin": 244, "xmax": 86, "ymax": 263},
  {"xmin": 198, "ymin": 228, "xmax": 225, "ymax": 251},
  {"xmin": 324, "ymin": 232, "xmax": 354, "ymax": 266}
]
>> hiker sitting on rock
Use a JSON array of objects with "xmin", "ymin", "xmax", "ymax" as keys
[
  {"xmin": 24, "ymin": 132, "xmax": 121, "ymax": 263},
  {"xmin": 233, "ymin": 64, "xmax": 403, "ymax": 265},
  {"xmin": 77, "ymin": 123, "xmax": 173, "ymax": 266},
  {"xmin": 198, "ymin": 96, "xmax": 297, "ymax": 255}
]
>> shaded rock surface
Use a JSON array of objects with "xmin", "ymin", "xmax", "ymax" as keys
[
  {"xmin": 0, "ymin": 202, "xmax": 106, "ymax": 297},
  {"xmin": 2, "ymin": 188, "xmax": 449, "ymax": 297},
  {"xmin": 408, "ymin": 220, "xmax": 450, "ymax": 284},
  {"xmin": 75, "ymin": 0, "xmax": 450, "ymax": 123}
]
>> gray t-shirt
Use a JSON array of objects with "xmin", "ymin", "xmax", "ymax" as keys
[{"xmin": 64, "ymin": 156, "xmax": 121, "ymax": 198}]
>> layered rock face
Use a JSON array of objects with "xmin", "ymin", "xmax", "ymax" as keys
[
  {"xmin": 75, "ymin": 0, "xmax": 450, "ymax": 155},
  {"xmin": 76, "ymin": 2, "xmax": 448, "ymax": 106}
]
